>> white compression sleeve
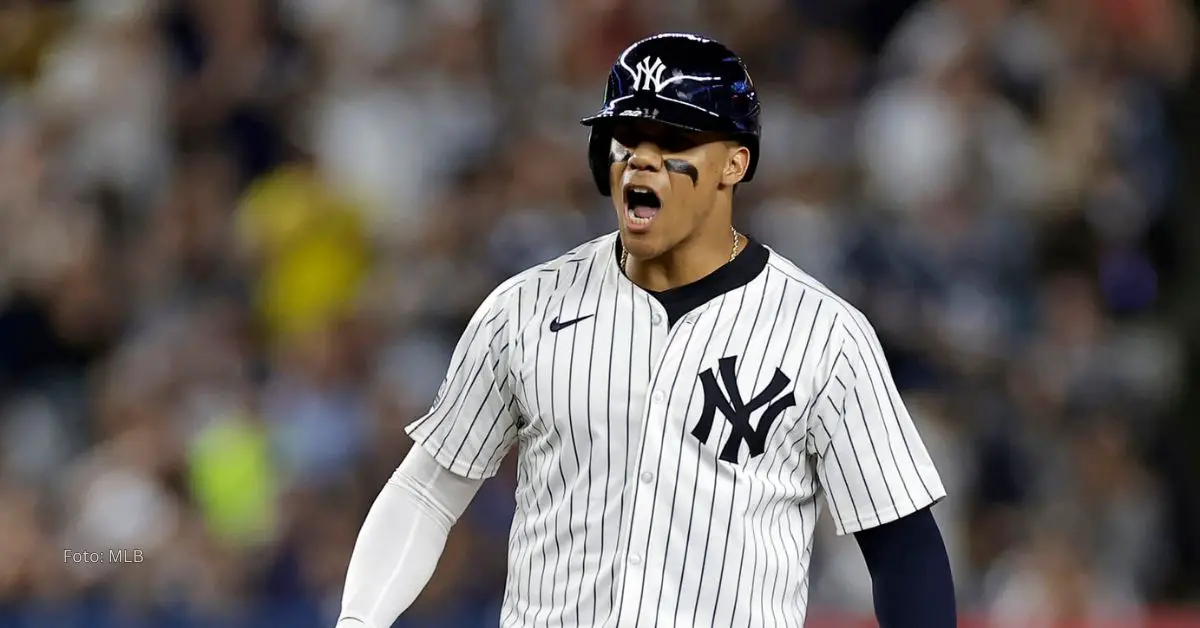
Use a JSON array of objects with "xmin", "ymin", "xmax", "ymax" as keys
[{"xmin": 335, "ymin": 446, "xmax": 483, "ymax": 628}]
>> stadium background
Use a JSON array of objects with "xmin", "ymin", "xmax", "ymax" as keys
[{"xmin": 0, "ymin": 0, "xmax": 1198, "ymax": 626}]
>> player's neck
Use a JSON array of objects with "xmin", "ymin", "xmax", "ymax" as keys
[{"xmin": 626, "ymin": 223, "xmax": 739, "ymax": 292}]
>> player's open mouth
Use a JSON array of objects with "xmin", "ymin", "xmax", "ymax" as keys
[{"xmin": 624, "ymin": 185, "xmax": 661, "ymax": 230}]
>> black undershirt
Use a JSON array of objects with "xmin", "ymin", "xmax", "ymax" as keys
[{"xmin": 614, "ymin": 235, "xmax": 769, "ymax": 326}]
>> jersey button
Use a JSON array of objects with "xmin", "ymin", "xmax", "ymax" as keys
[
  {"xmin": 651, "ymin": 390, "xmax": 665, "ymax": 404},
  {"xmin": 640, "ymin": 471, "xmax": 654, "ymax": 484},
  {"xmin": 629, "ymin": 554, "xmax": 642, "ymax": 566},
  {"xmin": 651, "ymin": 312, "xmax": 662, "ymax": 325}
]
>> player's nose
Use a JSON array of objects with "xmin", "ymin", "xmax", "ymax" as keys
[{"xmin": 627, "ymin": 143, "xmax": 664, "ymax": 173}]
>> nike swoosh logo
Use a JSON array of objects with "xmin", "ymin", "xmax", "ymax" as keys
[{"xmin": 549, "ymin": 314, "xmax": 595, "ymax": 333}]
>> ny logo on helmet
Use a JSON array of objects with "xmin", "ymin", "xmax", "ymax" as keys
[{"xmin": 632, "ymin": 57, "xmax": 668, "ymax": 93}]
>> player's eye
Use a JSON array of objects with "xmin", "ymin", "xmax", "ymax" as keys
[
  {"xmin": 656, "ymin": 132, "xmax": 703, "ymax": 153},
  {"xmin": 612, "ymin": 128, "xmax": 702, "ymax": 155},
  {"xmin": 611, "ymin": 126, "xmax": 648, "ymax": 149}
]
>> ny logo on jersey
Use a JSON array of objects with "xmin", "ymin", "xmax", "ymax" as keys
[
  {"xmin": 692, "ymin": 356, "xmax": 797, "ymax": 464},
  {"xmin": 632, "ymin": 56, "xmax": 668, "ymax": 92}
]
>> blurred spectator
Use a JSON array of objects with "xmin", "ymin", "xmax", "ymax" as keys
[
  {"xmin": 236, "ymin": 148, "xmax": 369, "ymax": 344},
  {"xmin": 985, "ymin": 516, "xmax": 1146, "ymax": 628}
]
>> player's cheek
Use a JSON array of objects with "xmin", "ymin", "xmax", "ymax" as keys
[
  {"xmin": 665, "ymin": 194, "xmax": 692, "ymax": 240},
  {"xmin": 608, "ymin": 162, "xmax": 626, "ymax": 198}
]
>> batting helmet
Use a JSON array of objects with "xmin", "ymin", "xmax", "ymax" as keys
[{"xmin": 579, "ymin": 33, "xmax": 762, "ymax": 197}]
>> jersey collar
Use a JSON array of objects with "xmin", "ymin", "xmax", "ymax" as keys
[{"xmin": 613, "ymin": 232, "xmax": 769, "ymax": 310}]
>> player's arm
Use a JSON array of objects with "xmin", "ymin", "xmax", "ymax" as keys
[
  {"xmin": 336, "ymin": 448, "xmax": 481, "ymax": 628},
  {"xmin": 337, "ymin": 281, "xmax": 524, "ymax": 627},
  {"xmin": 854, "ymin": 507, "xmax": 954, "ymax": 627},
  {"xmin": 808, "ymin": 313, "xmax": 955, "ymax": 627}
]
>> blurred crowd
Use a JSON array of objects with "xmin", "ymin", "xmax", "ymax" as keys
[{"xmin": 0, "ymin": 0, "xmax": 1197, "ymax": 626}]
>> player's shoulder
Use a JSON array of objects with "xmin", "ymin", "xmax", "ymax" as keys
[
  {"xmin": 480, "ymin": 232, "xmax": 615, "ymax": 311},
  {"xmin": 531, "ymin": 231, "xmax": 616, "ymax": 277},
  {"xmin": 760, "ymin": 243, "xmax": 874, "ymax": 339}
]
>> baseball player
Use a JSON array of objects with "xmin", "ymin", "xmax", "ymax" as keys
[{"xmin": 337, "ymin": 33, "xmax": 956, "ymax": 627}]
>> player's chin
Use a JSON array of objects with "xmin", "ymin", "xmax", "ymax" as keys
[{"xmin": 619, "ymin": 227, "xmax": 671, "ymax": 261}]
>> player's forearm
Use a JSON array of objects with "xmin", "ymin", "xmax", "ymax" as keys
[
  {"xmin": 336, "ymin": 481, "xmax": 448, "ymax": 627},
  {"xmin": 336, "ymin": 447, "xmax": 482, "ymax": 628},
  {"xmin": 854, "ymin": 507, "xmax": 957, "ymax": 628}
]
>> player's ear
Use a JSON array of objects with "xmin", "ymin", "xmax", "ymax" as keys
[{"xmin": 721, "ymin": 144, "xmax": 750, "ymax": 187}]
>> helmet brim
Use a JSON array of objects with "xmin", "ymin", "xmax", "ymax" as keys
[{"xmin": 579, "ymin": 94, "xmax": 736, "ymax": 135}]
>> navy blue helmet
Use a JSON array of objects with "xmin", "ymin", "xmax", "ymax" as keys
[{"xmin": 580, "ymin": 33, "xmax": 762, "ymax": 196}]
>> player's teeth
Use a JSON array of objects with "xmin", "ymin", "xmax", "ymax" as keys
[{"xmin": 626, "ymin": 208, "xmax": 653, "ymax": 224}]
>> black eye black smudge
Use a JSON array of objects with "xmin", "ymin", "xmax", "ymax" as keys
[{"xmin": 664, "ymin": 159, "xmax": 699, "ymax": 185}]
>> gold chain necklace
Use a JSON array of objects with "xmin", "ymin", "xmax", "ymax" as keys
[{"xmin": 621, "ymin": 227, "xmax": 740, "ymax": 274}]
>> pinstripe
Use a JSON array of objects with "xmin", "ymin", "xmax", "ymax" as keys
[
  {"xmin": 523, "ymin": 275, "xmax": 548, "ymax": 624},
  {"xmin": 689, "ymin": 284, "xmax": 749, "ymax": 626},
  {"xmin": 758, "ymin": 284, "xmax": 819, "ymax": 626},
  {"xmin": 423, "ymin": 322, "xmax": 497, "ymax": 445},
  {"xmin": 508, "ymin": 278, "xmax": 533, "ymax": 625},
  {"xmin": 518, "ymin": 278, "xmax": 541, "ymax": 626},
  {"xmin": 612, "ymin": 290, "xmax": 662, "ymax": 622},
  {"xmin": 629, "ymin": 305, "xmax": 703, "ymax": 624},
  {"xmin": 579, "ymin": 260, "xmax": 606, "ymax": 626},
  {"xmin": 820, "ymin": 411, "xmax": 866, "ymax": 526},
  {"xmin": 455, "ymin": 339, "xmax": 516, "ymax": 468},
  {"xmin": 420, "ymin": 283, "xmax": 519, "ymax": 420},
  {"xmin": 739, "ymin": 271, "xmax": 792, "ymax": 627},
  {"xmin": 732, "ymin": 289, "xmax": 819, "ymax": 627},
  {"xmin": 596, "ymin": 260, "xmax": 620, "ymax": 622},
  {"xmin": 776, "ymin": 308, "xmax": 839, "ymax": 626},
  {"xmin": 767, "ymin": 259, "xmax": 939, "ymax": 504},
  {"xmin": 612, "ymin": 274, "xmax": 635, "ymax": 612},
  {"xmin": 854, "ymin": 386, "xmax": 899, "ymax": 512},
  {"xmin": 562, "ymin": 257, "xmax": 597, "ymax": 623},
  {"xmin": 843, "ymin": 316, "xmax": 931, "ymax": 502},
  {"xmin": 482, "ymin": 401, "xmax": 520, "ymax": 471},
  {"xmin": 500, "ymin": 285, "xmax": 524, "ymax": 628},
  {"xmin": 665, "ymin": 293, "xmax": 729, "ymax": 621},
  {"xmin": 537, "ymin": 264, "xmax": 577, "ymax": 626},
  {"xmin": 713, "ymin": 275, "xmax": 774, "ymax": 627},
  {"xmin": 429, "ymin": 293, "xmax": 511, "ymax": 395}
]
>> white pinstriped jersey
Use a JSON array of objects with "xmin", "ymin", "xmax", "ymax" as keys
[{"xmin": 407, "ymin": 232, "xmax": 946, "ymax": 627}]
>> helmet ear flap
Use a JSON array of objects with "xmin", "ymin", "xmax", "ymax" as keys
[{"xmin": 587, "ymin": 127, "xmax": 613, "ymax": 197}]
